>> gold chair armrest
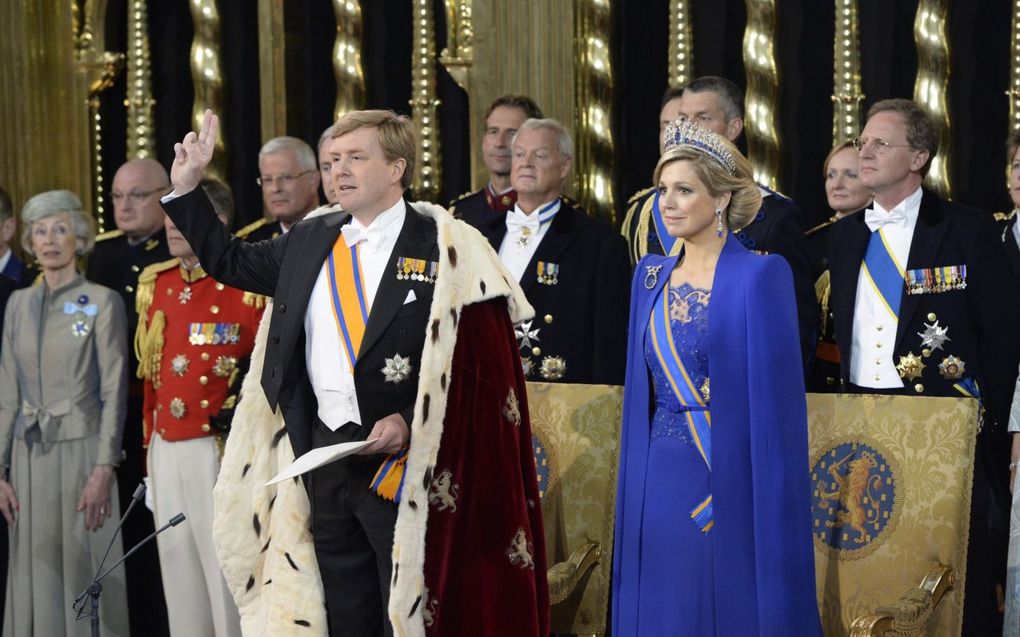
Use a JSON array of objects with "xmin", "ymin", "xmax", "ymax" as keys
[
  {"xmin": 848, "ymin": 563, "xmax": 954, "ymax": 637},
  {"xmin": 547, "ymin": 542, "xmax": 602, "ymax": 605}
]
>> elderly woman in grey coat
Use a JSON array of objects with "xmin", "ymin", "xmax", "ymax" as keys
[{"xmin": 0, "ymin": 190, "xmax": 129, "ymax": 636}]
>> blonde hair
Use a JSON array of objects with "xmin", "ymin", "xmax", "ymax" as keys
[
  {"xmin": 653, "ymin": 135, "xmax": 761, "ymax": 231},
  {"xmin": 823, "ymin": 140, "xmax": 857, "ymax": 176},
  {"xmin": 331, "ymin": 110, "xmax": 417, "ymax": 190},
  {"xmin": 21, "ymin": 189, "xmax": 96, "ymax": 256}
]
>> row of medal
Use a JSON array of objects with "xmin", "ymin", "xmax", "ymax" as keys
[
  {"xmin": 904, "ymin": 265, "xmax": 967, "ymax": 295},
  {"xmin": 188, "ymin": 322, "xmax": 242, "ymax": 346},
  {"xmin": 396, "ymin": 257, "xmax": 438, "ymax": 283}
]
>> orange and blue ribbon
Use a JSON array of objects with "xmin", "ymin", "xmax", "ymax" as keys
[
  {"xmin": 326, "ymin": 238, "xmax": 370, "ymax": 368},
  {"xmin": 371, "ymin": 446, "xmax": 408, "ymax": 502},
  {"xmin": 648, "ymin": 283, "xmax": 714, "ymax": 533}
]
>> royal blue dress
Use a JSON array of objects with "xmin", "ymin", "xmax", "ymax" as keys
[{"xmin": 638, "ymin": 283, "xmax": 715, "ymax": 633}]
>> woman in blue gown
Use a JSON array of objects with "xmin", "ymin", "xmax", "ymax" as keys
[{"xmin": 612, "ymin": 120, "xmax": 821, "ymax": 635}]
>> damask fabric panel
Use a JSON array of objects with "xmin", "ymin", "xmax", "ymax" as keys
[
  {"xmin": 527, "ymin": 381, "xmax": 623, "ymax": 636},
  {"xmin": 807, "ymin": 394, "xmax": 978, "ymax": 636}
]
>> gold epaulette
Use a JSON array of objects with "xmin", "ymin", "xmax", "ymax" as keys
[
  {"xmin": 627, "ymin": 186, "xmax": 656, "ymax": 206},
  {"xmin": 94, "ymin": 229, "xmax": 124, "ymax": 242},
  {"xmin": 815, "ymin": 270, "xmax": 831, "ymax": 335},
  {"xmin": 235, "ymin": 217, "xmax": 272, "ymax": 239},
  {"xmin": 452, "ymin": 190, "xmax": 475, "ymax": 203},
  {"xmin": 807, "ymin": 215, "xmax": 838, "ymax": 236},
  {"xmin": 135, "ymin": 258, "xmax": 181, "ymax": 317},
  {"xmin": 242, "ymin": 291, "xmax": 269, "ymax": 308},
  {"xmin": 993, "ymin": 210, "xmax": 1017, "ymax": 222}
]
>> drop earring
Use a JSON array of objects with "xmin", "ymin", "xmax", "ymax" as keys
[{"xmin": 715, "ymin": 209, "xmax": 724, "ymax": 237}]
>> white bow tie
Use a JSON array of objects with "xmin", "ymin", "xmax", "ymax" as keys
[
  {"xmin": 505, "ymin": 210, "xmax": 540, "ymax": 237},
  {"xmin": 341, "ymin": 223, "xmax": 383, "ymax": 249},
  {"xmin": 864, "ymin": 207, "xmax": 908, "ymax": 232}
]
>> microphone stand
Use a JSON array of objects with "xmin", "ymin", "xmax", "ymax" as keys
[{"xmin": 73, "ymin": 481, "xmax": 186, "ymax": 637}]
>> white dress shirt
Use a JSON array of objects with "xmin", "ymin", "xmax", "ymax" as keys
[
  {"xmin": 849, "ymin": 186, "xmax": 923, "ymax": 388},
  {"xmin": 498, "ymin": 199, "xmax": 560, "ymax": 282},
  {"xmin": 305, "ymin": 199, "xmax": 406, "ymax": 429}
]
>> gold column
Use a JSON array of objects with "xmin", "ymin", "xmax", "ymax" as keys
[
  {"xmin": 1009, "ymin": 0, "xmax": 1020, "ymax": 132},
  {"xmin": 332, "ymin": 0, "xmax": 365, "ymax": 121},
  {"xmin": 668, "ymin": 0, "xmax": 694, "ymax": 89},
  {"xmin": 743, "ymin": 0, "xmax": 782, "ymax": 190},
  {"xmin": 439, "ymin": 0, "xmax": 474, "ymax": 92},
  {"xmin": 410, "ymin": 0, "xmax": 441, "ymax": 201},
  {"xmin": 190, "ymin": 0, "xmax": 226, "ymax": 180},
  {"xmin": 125, "ymin": 0, "xmax": 155, "ymax": 158},
  {"xmin": 832, "ymin": 0, "xmax": 864, "ymax": 144},
  {"xmin": 573, "ymin": 0, "xmax": 616, "ymax": 224},
  {"xmin": 913, "ymin": 0, "xmax": 952, "ymax": 198},
  {"xmin": 257, "ymin": 0, "xmax": 286, "ymax": 142}
]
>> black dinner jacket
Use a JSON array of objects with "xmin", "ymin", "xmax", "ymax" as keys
[
  {"xmin": 468, "ymin": 196, "xmax": 630, "ymax": 385},
  {"xmin": 163, "ymin": 188, "xmax": 438, "ymax": 458},
  {"xmin": 828, "ymin": 189, "xmax": 1020, "ymax": 431},
  {"xmin": 994, "ymin": 211, "xmax": 1020, "ymax": 282}
]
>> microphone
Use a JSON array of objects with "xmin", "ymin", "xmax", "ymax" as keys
[
  {"xmin": 91, "ymin": 483, "xmax": 146, "ymax": 589},
  {"xmin": 95, "ymin": 513, "xmax": 187, "ymax": 583}
]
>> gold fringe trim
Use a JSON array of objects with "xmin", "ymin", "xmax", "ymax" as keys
[
  {"xmin": 243, "ymin": 291, "xmax": 268, "ymax": 308},
  {"xmin": 135, "ymin": 309, "xmax": 166, "ymax": 387},
  {"xmin": 816, "ymin": 269, "xmax": 831, "ymax": 335}
]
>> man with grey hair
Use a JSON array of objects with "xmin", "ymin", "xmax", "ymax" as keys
[
  {"xmin": 467, "ymin": 117, "xmax": 630, "ymax": 384},
  {"xmin": 317, "ymin": 125, "xmax": 339, "ymax": 205},
  {"xmin": 622, "ymin": 76, "xmax": 818, "ymax": 375},
  {"xmin": 0, "ymin": 187, "xmax": 32, "ymax": 288},
  {"xmin": 237, "ymin": 136, "xmax": 321, "ymax": 241},
  {"xmin": 829, "ymin": 98, "xmax": 1020, "ymax": 636}
]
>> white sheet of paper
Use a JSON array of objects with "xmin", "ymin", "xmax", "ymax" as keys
[{"xmin": 265, "ymin": 438, "xmax": 378, "ymax": 486}]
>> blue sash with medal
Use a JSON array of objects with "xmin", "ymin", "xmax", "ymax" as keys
[
  {"xmin": 861, "ymin": 228, "xmax": 905, "ymax": 319},
  {"xmin": 647, "ymin": 283, "xmax": 714, "ymax": 533}
]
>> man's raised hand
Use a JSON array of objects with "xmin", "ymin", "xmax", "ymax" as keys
[{"xmin": 171, "ymin": 109, "xmax": 219, "ymax": 195}]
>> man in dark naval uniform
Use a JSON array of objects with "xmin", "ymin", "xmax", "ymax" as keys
[
  {"xmin": 998, "ymin": 130, "xmax": 1020, "ymax": 281},
  {"xmin": 622, "ymin": 78, "xmax": 817, "ymax": 368},
  {"xmin": 829, "ymin": 99, "xmax": 1020, "ymax": 636},
  {"xmin": 85, "ymin": 156, "xmax": 173, "ymax": 637},
  {"xmin": 465, "ymin": 117, "xmax": 630, "ymax": 385},
  {"xmin": 0, "ymin": 187, "xmax": 35, "ymax": 288},
  {"xmin": 236, "ymin": 136, "xmax": 321, "ymax": 241},
  {"xmin": 449, "ymin": 94, "xmax": 543, "ymax": 228}
]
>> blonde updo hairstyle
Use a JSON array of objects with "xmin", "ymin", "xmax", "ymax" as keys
[
  {"xmin": 20, "ymin": 189, "xmax": 97, "ymax": 256},
  {"xmin": 652, "ymin": 135, "xmax": 761, "ymax": 232}
]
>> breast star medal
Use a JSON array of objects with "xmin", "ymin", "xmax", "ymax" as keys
[
  {"xmin": 517, "ymin": 226, "xmax": 533, "ymax": 248},
  {"xmin": 514, "ymin": 320, "xmax": 540, "ymax": 351},
  {"xmin": 170, "ymin": 354, "xmax": 190, "ymax": 377},
  {"xmin": 539, "ymin": 355, "xmax": 566, "ymax": 381},
  {"xmin": 169, "ymin": 397, "xmax": 187, "ymax": 419},
  {"xmin": 71, "ymin": 320, "xmax": 90, "ymax": 338},
  {"xmin": 212, "ymin": 355, "xmax": 238, "ymax": 378},
  {"xmin": 895, "ymin": 353, "xmax": 926, "ymax": 381},
  {"xmin": 644, "ymin": 265, "xmax": 663, "ymax": 289},
  {"xmin": 938, "ymin": 355, "xmax": 966, "ymax": 380},
  {"xmin": 179, "ymin": 287, "xmax": 193, "ymax": 304},
  {"xmin": 381, "ymin": 354, "xmax": 413, "ymax": 384},
  {"xmin": 917, "ymin": 320, "xmax": 950, "ymax": 351}
]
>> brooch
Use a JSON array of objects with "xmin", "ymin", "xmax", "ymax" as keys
[
  {"xmin": 381, "ymin": 354, "xmax": 413, "ymax": 384},
  {"xmin": 536, "ymin": 261, "xmax": 558, "ymax": 285},
  {"xmin": 644, "ymin": 265, "xmax": 663, "ymax": 289},
  {"xmin": 917, "ymin": 321, "xmax": 950, "ymax": 351},
  {"xmin": 938, "ymin": 355, "xmax": 966, "ymax": 380},
  {"xmin": 170, "ymin": 354, "xmax": 190, "ymax": 377},
  {"xmin": 895, "ymin": 353, "xmax": 926, "ymax": 381},
  {"xmin": 538, "ymin": 355, "xmax": 566, "ymax": 381}
]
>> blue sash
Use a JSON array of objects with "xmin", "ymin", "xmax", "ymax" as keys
[
  {"xmin": 861, "ymin": 229, "xmax": 904, "ymax": 320},
  {"xmin": 648, "ymin": 283, "xmax": 714, "ymax": 533},
  {"xmin": 650, "ymin": 191, "xmax": 683, "ymax": 256}
]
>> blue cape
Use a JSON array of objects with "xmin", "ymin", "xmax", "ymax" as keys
[{"xmin": 612, "ymin": 234, "xmax": 821, "ymax": 635}]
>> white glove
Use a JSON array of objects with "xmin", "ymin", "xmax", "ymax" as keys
[{"xmin": 143, "ymin": 476, "xmax": 154, "ymax": 512}]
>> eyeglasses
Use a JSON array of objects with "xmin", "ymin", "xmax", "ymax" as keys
[
  {"xmin": 256, "ymin": 170, "xmax": 314, "ymax": 187},
  {"xmin": 109, "ymin": 186, "xmax": 169, "ymax": 203},
  {"xmin": 852, "ymin": 137, "xmax": 914, "ymax": 154}
]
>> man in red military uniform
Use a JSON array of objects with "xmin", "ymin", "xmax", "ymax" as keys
[{"xmin": 135, "ymin": 179, "xmax": 264, "ymax": 637}]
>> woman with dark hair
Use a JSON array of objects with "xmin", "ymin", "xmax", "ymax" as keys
[
  {"xmin": 612, "ymin": 120, "xmax": 820, "ymax": 635},
  {"xmin": 0, "ymin": 190, "xmax": 129, "ymax": 636}
]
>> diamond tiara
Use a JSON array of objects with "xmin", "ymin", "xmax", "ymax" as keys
[{"xmin": 661, "ymin": 119, "xmax": 738, "ymax": 174}]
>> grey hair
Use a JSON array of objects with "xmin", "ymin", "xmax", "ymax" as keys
[
  {"xmin": 317, "ymin": 126, "xmax": 334, "ymax": 154},
  {"xmin": 259, "ymin": 136, "xmax": 316, "ymax": 171},
  {"xmin": 20, "ymin": 189, "xmax": 96, "ymax": 256},
  {"xmin": 514, "ymin": 118, "xmax": 574, "ymax": 159}
]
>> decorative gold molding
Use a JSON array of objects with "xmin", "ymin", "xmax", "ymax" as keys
[
  {"xmin": 332, "ymin": 0, "xmax": 365, "ymax": 120},
  {"xmin": 668, "ymin": 0, "xmax": 694, "ymax": 89},
  {"xmin": 1008, "ymin": 0, "xmax": 1020, "ymax": 132},
  {"xmin": 573, "ymin": 0, "xmax": 616, "ymax": 224},
  {"xmin": 125, "ymin": 0, "xmax": 155, "ymax": 159},
  {"xmin": 913, "ymin": 0, "xmax": 952, "ymax": 198},
  {"xmin": 190, "ymin": 0, "xmax": 226, "ymax": 180},
  {"xmin": 257, "ymin": 0, "xmax": 286, "ymax": 143},
  {"xmin": 743, "ymin": 0, "xmax": 782, "ymax": 191},
  {"xmin": 832, "ymin": 0, "xmax": 864, "ymax": 144},
  {"xmin": 439, "ymin": 0, "xmax": 474, "ymax": 92},
  {"xmin": 410, "ymin": 0, "xmax": 441, "ymax": 201}
]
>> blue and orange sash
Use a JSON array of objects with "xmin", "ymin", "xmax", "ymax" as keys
[
  {"xmin": 326, "ymin": 239, "xmax": 370, "ymax": 368},
  {"xmin": 648, "ymin": 283, "xmax": 714, "ymax": 533},
  {"xmin": 650, "ymin": 191, "xmax": 683, "ymax": 256},
  {"xmin": 861, "ymin": 228, "xmax": 905, "ymax": 320}
]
